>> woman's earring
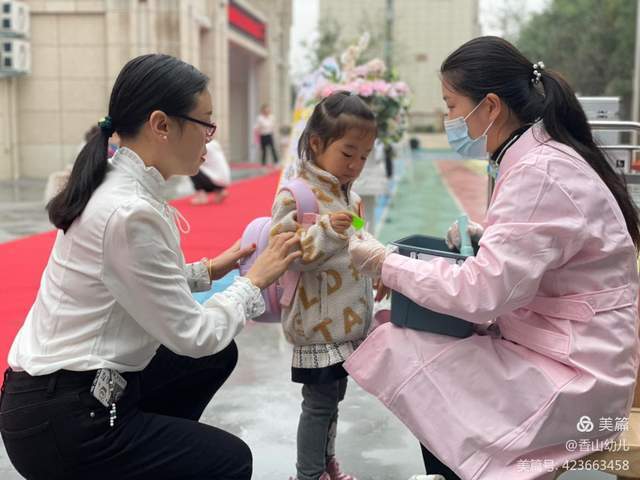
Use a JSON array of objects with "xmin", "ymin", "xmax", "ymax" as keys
[{"xmin": 162, "ymin": 135, "xmax": 168, "ymax": 140}]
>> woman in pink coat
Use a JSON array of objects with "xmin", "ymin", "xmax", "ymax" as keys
[{"xmin": 346, "ymin": 36, "xmax": 640, "ymax": 480}]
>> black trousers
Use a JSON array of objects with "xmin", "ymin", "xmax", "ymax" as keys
[
  {"xmin": 421, "ymin": 443, "xmax": 461, "ymax": 479},
  {"xmin": 0, "ymin": 342, "xmax": 251, "ymax": 480},
  {"xmin": 190, "ymin": 170, "xmax": 225, "ymax": 193},
  {"xmin": 259, "ymin": 134, "xmax": 279, "ymax": 165}
]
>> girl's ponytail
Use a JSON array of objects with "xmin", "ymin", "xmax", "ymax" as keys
[{"xmin": 46, "ymin": 124, "xmax": 110, "ymax": 233}]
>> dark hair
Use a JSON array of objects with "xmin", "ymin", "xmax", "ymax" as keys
[
  {"xmin": 441, "ymin": 36, "xmax": 640, "ymax": 250},
  {"xmin": 84, "ymin": 125, "xmax": 101, "ymax": 143},
  {"xmin": 298, "ymin": 91, "xmax": 377, "ymax": 162},
  {"xmin": 47, "ymin": 54, "xmax": 209, "ymax": 233}
]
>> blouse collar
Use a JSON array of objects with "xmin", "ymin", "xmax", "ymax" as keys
[{"xmin": 111, "ymin": 147, "xmax": 167, "ymax": 202}]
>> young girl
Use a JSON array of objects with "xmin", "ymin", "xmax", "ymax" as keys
[{"xmin": 270, "ymin": 91, "xmax": 377, "ymax": 480}]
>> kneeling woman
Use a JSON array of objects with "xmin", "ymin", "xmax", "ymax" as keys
[
  {"xmin": 0, "ymin": 54, "xmax": 300, "ymax": 480},
  {"xmin": 348, "ymin": 36, "xmax": 639, "ymax": 480}
]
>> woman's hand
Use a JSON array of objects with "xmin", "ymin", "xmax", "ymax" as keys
[
  {"xmin": 349, "ymin": 232, "xmax": 387, "ymax": 278},
  {"xmin": 209, "ymin": 239, "xmax": 256, "ymax": 280},
  {"xmin": 245, "ymin": 232, "xmax": 302, "ymax": 289},
  {"xmin": 445, "ymin": 219, "xmax": 484, "ymax": 250},
  {"xmin": 330, "ymin": 212, "xmax": 352, "ymax": 234}
]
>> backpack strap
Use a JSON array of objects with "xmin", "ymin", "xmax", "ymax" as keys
[
  {"xmin": 279, "ymin": 178, "xmax": 319, "ymax": 227},
  {"xmin": 278, "ymin": 178, "xmax": 319, "ymax": 308}
]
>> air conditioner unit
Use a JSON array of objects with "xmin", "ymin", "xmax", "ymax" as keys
[
  {"xmin": 0, "ymin": 38, "xmax": 30, "ymax": 76},
  {"xmin": 0, "ymin": 1, "xmax": 30, "ymax": 38}
]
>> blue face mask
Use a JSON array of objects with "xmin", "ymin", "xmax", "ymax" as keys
[{"xmin": 444, "ymin": 98, "xmax": 495, "ymax": 159}]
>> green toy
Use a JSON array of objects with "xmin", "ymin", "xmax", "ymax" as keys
[{"xmin": 351, "ymin": 214, "xmax": 365, "ymax": 230}]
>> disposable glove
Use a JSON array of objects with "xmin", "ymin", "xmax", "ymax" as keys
[
  {"xmin": 445, "ymin": 219, "xmax": 484, "ymax": 251},
  {"xmin": 348, "ymin": 231, "xmax": 388, "ymax": 278}
]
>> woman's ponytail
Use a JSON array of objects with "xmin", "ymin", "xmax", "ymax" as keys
[
  {"xmin": 46, "ymin": 126, "xmax": 110, "ymax": 232},
  {"xmin": 540, "ymin": 71, "xmax": 640, "ymax": 250}
]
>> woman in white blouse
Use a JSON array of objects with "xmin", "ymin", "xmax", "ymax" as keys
[{"xmin": 0, "ymin": 54, "xmax": 300, "ymax": 480}]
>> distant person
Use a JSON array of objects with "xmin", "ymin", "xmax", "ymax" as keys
[
  {"xmin": 44, "ymin": 125, "xmax": 119, "ymax": 204},
  {"xmin": 81, "ymin": 125, "xmax": 100, "ymax": 152},
  {"xmin": 190, "ymin": 139, "xmax": 231, "ymax": 205},
  {"xmin": 108, "ymin": 131, "xmax": 120, "ymax": 157},
  {"xmin": 255, "ymin": 104, "xmax": 279, "ymax": 165},
  {"xmin": 78, "ymin": 125, "xmax": 119, "ymax": 157}
]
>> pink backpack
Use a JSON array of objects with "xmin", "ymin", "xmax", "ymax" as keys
[{"xmin": 238, "ymin": 178, "xmax": 319, "ymax": 322}]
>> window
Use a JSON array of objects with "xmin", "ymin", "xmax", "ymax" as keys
[
  {"xmin": 2, "ymin": 3, "xmax": 11, "ymax": 14},
  {"xmin": 3, "ymin": 42, "xmax": 11, "ymax": 52},
  {"xmin": 3, "ymin": 57, "xmax": 11, "ymax": 67},
  {"xmin": 1, "ymin": 19, "xmax": 10, "ymax": 29}
]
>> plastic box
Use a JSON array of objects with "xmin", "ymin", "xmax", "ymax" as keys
[{"xmin": 390, "ymin": 235, "xmax": 475, "ymax": 338}]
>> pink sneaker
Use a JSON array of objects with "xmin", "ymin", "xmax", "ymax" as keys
[{"xmin": 326, "ymin": 457, "xmax": 357, "ymax": 480}]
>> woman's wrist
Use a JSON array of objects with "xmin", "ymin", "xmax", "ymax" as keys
[
  {"xmin": 245, "ymin": 272, "xmax": 265, "ymax": 290},
  {"xmin": 201, "ymin": 258, "xmax": 215, "ymax": 280}
]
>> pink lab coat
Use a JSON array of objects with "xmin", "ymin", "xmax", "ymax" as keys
[{"xmin": 345, "ymin": 124, "xmax": 639, "ymax": 479}]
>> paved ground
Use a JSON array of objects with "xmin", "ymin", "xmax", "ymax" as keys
[{"xmin": 0, "ymin": 148, "xmax": 615, "ymax": 479}]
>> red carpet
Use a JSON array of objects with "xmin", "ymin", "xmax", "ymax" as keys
[{"xmin": 0, "ymin": 171, "xmax": 280, "ymax": 373}]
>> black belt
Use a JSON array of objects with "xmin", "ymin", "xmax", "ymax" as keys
[
  {"xmin": 3, "ymin": 368, "xmax": 139, "ymax": 396},
  {"xmin": 3, "ymin": 368, "xmax": 102, "ymax": 397}
]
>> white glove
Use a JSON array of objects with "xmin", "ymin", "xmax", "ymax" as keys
[
  {"xmin": 348, "ymin": 231, "xmax": 388, "ymax": 278},
  {"xmin": 445, "ymin": 218, "xmax": 484, "ymax": 250}
]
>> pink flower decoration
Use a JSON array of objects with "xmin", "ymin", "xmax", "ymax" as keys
[
  {"xmin": 352, "ymin": 65, "xmax": 369, "ymax": 78},
  {"xmin": 393, "ymin": 81, "xmax": 410, "ymax": 95},
  {"xmin": 344, "ymin": 80, "xmax": 361, "ymax": 93},
  {"xmin": 372, "ymin": 80, "xmax": 390, "ymax": 95},
  {"xmin": 320, "ymin": 84, "xmax": 342, "ymax": 97},
  {"xmin": 358, "ymin": 82, "xmax": 374, "ymax": 97}
]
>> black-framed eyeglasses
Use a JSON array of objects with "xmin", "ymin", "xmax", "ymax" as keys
[{"xmin": 172, "ymin": 114, "xmax": 217, "ymax": 137}]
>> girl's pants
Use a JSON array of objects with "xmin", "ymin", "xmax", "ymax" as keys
[
  {"xmin": 297, "ymin": 377, "xmax": 348, "ymax": 480},
  {"xmin": 0, "ymin": 342, "xmax": 251, "ymax": 480}
]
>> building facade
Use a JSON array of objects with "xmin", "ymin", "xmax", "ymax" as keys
[
  {"xmin": 319, "ymin": 0, "xmax": 480, "ymax": 129},
  {"xmin": 0, "ymin": 0, "xmax": 292, "ymax": 180}
]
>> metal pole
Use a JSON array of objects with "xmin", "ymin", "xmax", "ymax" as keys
[
  {"xmin": 9, "ymin": 76, "xmax": 19, "ymax": 181},
  {"xmin": 632, "ymin": 0, "xmax": 640, "ymax": 144},
  {"xmin": 383, "ymin": 0, "xmax": 394, "ymax": 79},
  {"xmin": 382, "ymin": 0, "xmax": 395, "ymax": 178}
]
